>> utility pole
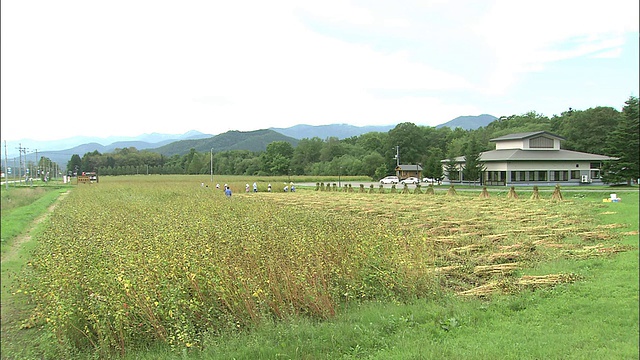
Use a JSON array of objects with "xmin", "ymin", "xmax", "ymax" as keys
[
  {"xmin": 395, "ymin": 146, "xmax": 400, "ymax": 166},
  {"xmin": 16, "ymin": 144, "xmax": 28, "ymax": 184},
  {"xmin": 3, "ymin": 141, "xmax": 8, "ymax": 189}
]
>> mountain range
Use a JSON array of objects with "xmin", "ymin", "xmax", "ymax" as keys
[{"xmin": 4, "ymin": 115, "xmax": 496, "ymax": 167}]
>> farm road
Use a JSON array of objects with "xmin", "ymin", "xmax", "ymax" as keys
[{"xmin": 1, "ymin": 190, "xmax": 69, "ymax": 265}]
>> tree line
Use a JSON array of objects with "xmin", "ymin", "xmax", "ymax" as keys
[{"xmin": 68, "ymin": 96, "xmax": 639, "ymax": 185}]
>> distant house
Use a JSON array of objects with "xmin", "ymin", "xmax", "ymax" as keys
[
  {"xmin": 443, "ymin": 131, "xmax": 617, "ymax": 186},
  {"xmin": 396, "ymin": 164, "xmax": 423, "ymax": 180}
]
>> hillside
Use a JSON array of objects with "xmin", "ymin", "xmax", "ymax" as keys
[
  {"xmin": 8, "ymin": 115, "xmax": 497, "ymax": 167},
  {"xmin": 435, "ymin": 114, "xmax": 497, "ymax": 130},
  {"xmin": 153, "ymin": 129, "xmax": 299, "ymax": 156},
  {"xmin": 270, "ymin": 124, "xmax": 395, "ymax": 140}
]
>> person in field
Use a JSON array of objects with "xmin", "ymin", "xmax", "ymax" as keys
[
  {"xmin": 225, "ymin": 186, "xmax": 232, "ymax": 197},
  {"xmin": 253, "ymin": 182, "xmax": 258, "ymax": 192},
  {"xmin": 267, "ymin": 183, "xmax": 272, "ymax": 192}
]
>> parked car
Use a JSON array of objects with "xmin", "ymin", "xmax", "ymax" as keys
[
  {"xmin": 379, "ymin": 176, "xmax": 399, "ymax": 184},
  {"xmin": 422, "ymin": 177, "xmax": 435, "ymax": 183},
  {"xmin": 400, "ymin": 177, "xmax": 420, "ymax": 184}
]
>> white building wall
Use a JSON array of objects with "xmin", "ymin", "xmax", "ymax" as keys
[
  {"xmin": 484, "ymin": 161, "xmax": 591, "ymax": 171},
  {"xmin": 495, "ymin": 140, "xmax": 524, "ymax": 150}
]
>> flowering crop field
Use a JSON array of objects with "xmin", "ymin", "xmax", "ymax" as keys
[{"xmin": 19, "ymin": 176, "xmax": 626, "ymax": 355}]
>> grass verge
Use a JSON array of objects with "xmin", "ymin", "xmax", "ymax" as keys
[{"xmin": 1, "ymin": 186, "xmax": 69, "ymax": 360}]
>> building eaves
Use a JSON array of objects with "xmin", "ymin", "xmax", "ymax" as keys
[
  {"xmin": 396, "ymin": 164, "xmax": 423, "ymax": 171},
  {"xmin": 479, "ymin": 149, "xmax": 616, "ymax": 162},
  {"xmin": 489, "ymin": 131, "xmax": 566, "ymax": 142}
]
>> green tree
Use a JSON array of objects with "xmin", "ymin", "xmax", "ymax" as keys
[
  {"xmin": 444, "ymin": 150, "xmax": 459, "ymax": 182},
  {"xmin": 67, "ymin": 154, "xmax": 82, "ymax": 175},
  {"xmin": 291, "ymin": 137, "xmax": 323, "ymax": 175},
  {"xmin": 183, "ymin": 149, "xmax": 198, "ymax": 174},
  {"xmin": 462, "ymin": 137, "xmax": 485, "ymax": 184},
  {"xmin": 319, "ymin": 137, "xmax": 346, "ymax": 162},
  {"xmin": 556, "ymin": 106, "xmax": 621, "ymax": 154},
  {"xmin": 361, "ymin": 152, "xmax": 385, "ymax": 178},
  {"xmin": 387, "ymin": 123, "xmax": 427, "ymax": 166},
  {"xmin": 261, "ymin": 141, "xmax": 294, "ymax": 175},
  {"xmin": 186, "ymin": 152, "xmax": 206, "ymax": 174},
  {"xmin": 355, "ymin": 132, "xmax": 388, "ymax": 155},
  {"xmin": 423, "ymin": 151, "xmax": 444, "ymax": 182},
  {"xmin": 602, "ymin": 96, "xmax": 640, "ymax": 185}
]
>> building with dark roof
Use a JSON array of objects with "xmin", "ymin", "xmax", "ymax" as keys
[{"xmin": 443, "ymin": 131, "xmax": 616, "ymax": 186}]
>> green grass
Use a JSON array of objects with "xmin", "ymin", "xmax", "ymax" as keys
[
  {"xmin": 1, "ymin": 186, "xmax": 70, "ymax": 360},
  {"xmin": 1, "ymin": 177, "xmax": 637, "ymax": 359},
  {"xmin": 1, "ymin": 186, "xmax": 68, "ymax": 257}
]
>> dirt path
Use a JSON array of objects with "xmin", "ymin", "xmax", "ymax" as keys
[{"xmin": 1, "ymin": 190, "xmax": 69, "ymax": 264}]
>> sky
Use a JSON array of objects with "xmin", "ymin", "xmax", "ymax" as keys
[{"xmin": 1, "ymin": 0, "xmax": 638, "ymax": 143}]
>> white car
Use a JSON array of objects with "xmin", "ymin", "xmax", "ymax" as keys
[
  {"xmin": 422, "ymin": 177, "xmax": 436, "ymax": 183},
  {"xmin": 379, "ymin": 176, "xmax": 399, "ymax": 184},
  {"xmin": 400, "ymin": 177, "xmax": 420, "ymax": 184}
]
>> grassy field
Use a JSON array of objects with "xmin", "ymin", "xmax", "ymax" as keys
[{"xmin": 1, "ymin": 175, "xmax": 637, "ymax": 359}]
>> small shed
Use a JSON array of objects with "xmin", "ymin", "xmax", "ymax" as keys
[{"xmin": 395, "ymin": 164, "xmax": 422, "ymax": 179}]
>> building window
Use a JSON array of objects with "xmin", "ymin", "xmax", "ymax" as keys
[
  {"xmin": 528, "ymin": 171, "xmax": 536, "ymax": 181},
  {"xmin": 529, "ymin": 136, "xmax": 554, "ymax": 148},
  {"xmin": 552, "ymin": 171, "xmax": 568, "ymax": 181},
  {"xmin": 590, "ymin": 162, "xmax": 601, "ymax": 169},
  {"xmin": 486, "ymin": 171, "xmax": 506, "ymax": 185},
  {"xmin": 591, "ymin": 170, "xmax": 600, "ymax": 179},
  {"xmin": 537, "ymin": 171, "xmax": 547, "ymax": 181},
  {"xmin": 570, "ymin": 170, "xmax": 581, "ymax": 179},
  {"xmin": 511, "ymin": 171, "xmax": 526, "ymax": 181}
]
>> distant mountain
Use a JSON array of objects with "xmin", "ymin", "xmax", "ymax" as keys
[
  {"xmin": 4, "ymin": 130, "xmax": 212, "ymax": 166},
  {"xmin": 5, "ymin": 116, "xmax": 498, "ymax": 169},
  {"xmin": 28, "ymin": 140, "xmax": 179, "ymax": 167},
  {"xmin": 152, "ymin": 129, "xmax": 299, "ymax": 157},
  {"xmin": 435, "ymin": 114, "xmax": 497, "ymax": 130},
  {"xmin": 6, "ymin": 130, "xmax": 212, "ymax": 155},
  {"xmin": 270, "ymin": 124, "xmax": 395, "ymax": 140}
]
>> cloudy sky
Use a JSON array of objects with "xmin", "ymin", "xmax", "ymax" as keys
[{"xmin": 2, "ymin": 0, "xmax": 638, "ymax": 142}]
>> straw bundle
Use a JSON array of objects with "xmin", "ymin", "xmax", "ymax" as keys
[
  {"xmin": 551, "ymin": 184, "xmax": 563, "ymax": 201},
  {"xmin": 458, "ymin": 282, "xmax": 500, "ymax": 296},
  {"xmin": 450, "ymin": 243, "xmax": 485, "ymax": 254},
  {"xmin": 425, "ymin": 184, "xmax": 435, "ymax": 195},
  {"xmin": 473, "ymin": 262, "xmax": 519, "ymax": 276},
  {"xmin": 515, "ymin": 273, "xmax": 578, "ymax": 286},
  {"xmin": 479, "ymin": 186, "xmax": 490, "ymax": 199},
  {"xmin": 530, "ymin": 186, "xmax": 540, "ymax": 200}
]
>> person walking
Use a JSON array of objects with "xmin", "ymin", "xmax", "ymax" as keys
[{"xmin": 253, "ymin": 182, "xmax": 258, "ymax": 192}]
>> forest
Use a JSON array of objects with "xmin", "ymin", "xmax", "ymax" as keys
[{"xmin": 65, "ymin": 96, "xmax": 639, "ymax": 185}]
